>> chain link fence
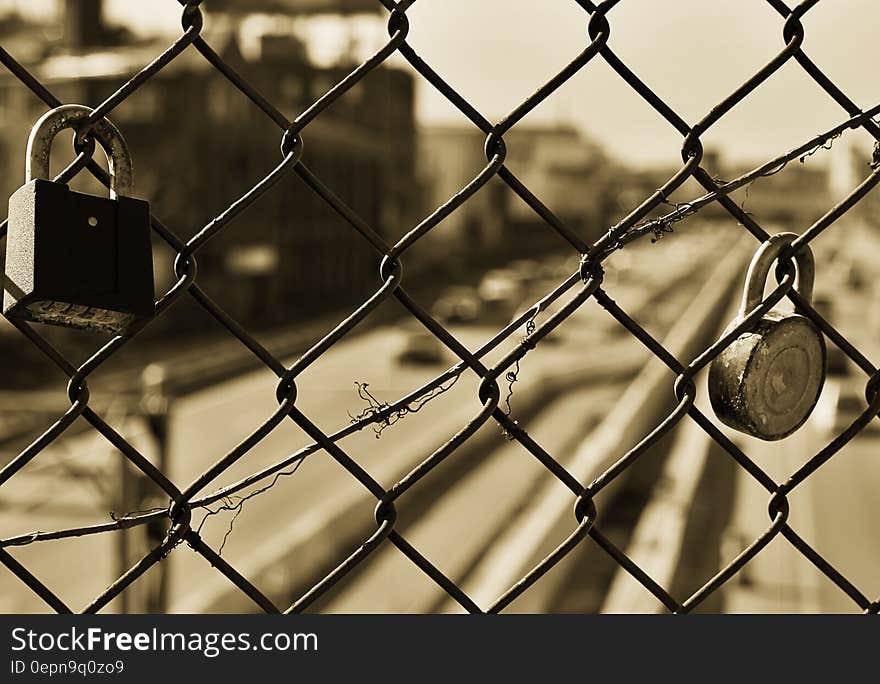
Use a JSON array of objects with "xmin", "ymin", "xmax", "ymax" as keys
[{"xmin": 1, "ymin": 0, "xmax": 879, "ymax": 614}]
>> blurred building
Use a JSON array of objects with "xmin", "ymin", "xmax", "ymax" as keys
[
  {"xmin": 207, "ymin": 0, "xmax": 378, "ymax": 13},
  {"xmin": 0, "ymin": 0, "xmax": 416, "ymax": 333},
  {"xmin": 829, "ymin": 137, "xmax": 880, "ymax": 228},
  {"xmin": 613, "ymin": 146, "xmax": 836, "ymax": 233},
  {"xmin": 418, "ymin": 124, "xmax": 613, "ymax": 269},
  {"xmin": 416, "ymin": 126, "xmax": 506, "ymax": 263},
  {"xmin": 727, "ymin": 159, "xmax": 831, "ymax": 228},
  {"xmin": 502, "ymin": 125, "xmax": 613, "ymax": 248}
]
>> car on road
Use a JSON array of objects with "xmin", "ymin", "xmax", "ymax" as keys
[
  {"xmin": 478, "ymin": 269, "xmax": 521, "ymax": 304},
  {"xmin": 396, "ymin": 329, "xmax": 445, "ymax": 365},
  {"xmin": 477, "ymin": 269, "xmax": 523, "ymax": 323},
  {"xmin": 507, "ymin": 259, "xmax": 541, "ymax": 286},
  {"xmin": 432, "ymin": 286, "xmax": 481, "ymax": 324}
]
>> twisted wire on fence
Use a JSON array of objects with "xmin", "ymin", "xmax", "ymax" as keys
[{"xmin": 0, "ymin": 0, "xmax": 878, "ymax": 614}]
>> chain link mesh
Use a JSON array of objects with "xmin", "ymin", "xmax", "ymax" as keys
[{"xmin": 1, "ymin": 0, "xmax": 879, "ymax": 614}]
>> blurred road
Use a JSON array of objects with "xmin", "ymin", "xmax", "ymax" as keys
[
  {"xmin": 0, "ymin": 229, "xmax": 733, "ymax": 613},
  {"xmin": 314, "ymin": 384, "xmax": 623, "ymax": 613},
  {"xmin": 722, "ymin": 383, "xmax": 880, "ymax": 614}
]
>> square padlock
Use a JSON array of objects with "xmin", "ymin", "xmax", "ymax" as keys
[{"xmin": 3, "ymin": 105, "xmax": 155, "ymax": 336}]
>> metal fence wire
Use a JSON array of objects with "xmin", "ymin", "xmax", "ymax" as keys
[{"xmin": 1, "ymin": 0, "xmax": 879, "ymax": 615}]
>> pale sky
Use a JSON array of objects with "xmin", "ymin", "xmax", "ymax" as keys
[{"xmin": 4, "ymin": 0, "xmax": 879, "ymax": 167}]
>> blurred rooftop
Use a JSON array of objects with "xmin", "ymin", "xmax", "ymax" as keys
[{"xmin": 204, "ymin": 0, "xmax": 380, "ymax": 14}]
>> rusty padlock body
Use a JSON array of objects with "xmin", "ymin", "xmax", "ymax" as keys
[
  {"xmin": 3, "ymin": 105, "xmax": 154, "ymax": 335},
  {"xmin": 708, "ymin": 233, "xmax": 826, "ymax": 441}
]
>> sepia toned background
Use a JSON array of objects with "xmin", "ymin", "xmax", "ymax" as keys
[{"xmin": 0, "ymin": 0, "xmax": 878, "ymax": 614}]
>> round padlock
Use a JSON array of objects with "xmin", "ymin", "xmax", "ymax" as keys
[{"xmin": 708, "ymin": 233, "xmax": 826, "ymax": 441}]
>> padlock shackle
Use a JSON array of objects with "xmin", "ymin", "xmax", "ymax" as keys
[
  {"xmin": 26, "ymin": 105, "xmax": 133, "ymax": 199},
  {"xmin": 740, "ymin": 232, "xmax": 814, "ymax": 319}
]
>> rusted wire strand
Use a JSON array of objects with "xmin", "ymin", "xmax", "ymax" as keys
[{"xmin": 0, "ymin": 0, "xmax": 877, "ymax": 616}]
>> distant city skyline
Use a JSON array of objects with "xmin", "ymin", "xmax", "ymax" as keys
[{"xmin": 2, "ymin": 0, "xmax": 878, "ymax": 169}]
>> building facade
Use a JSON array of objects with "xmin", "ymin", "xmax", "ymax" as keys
[
  {"xmin": 417, "ymin": 124, "xmax": 614, "ymax": 270},
  {"xmin": 0, "ymin": 1, "xmax": 416, "ymax": 338}
]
